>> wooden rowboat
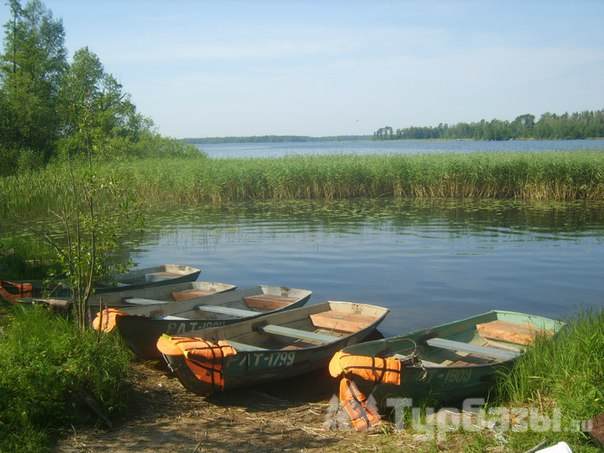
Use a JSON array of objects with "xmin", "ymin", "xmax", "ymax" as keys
[
  {"xmin": 95, "ymin": 264, "xmax": 201, "ymax": 292},
  {"xmin": 0, "ymin": 264, "xmax": 202, "ymax": 303},
  {"xmin": 157, "ymin": 301, "xmax": 389, "ymax": 395},
  {"xmin": 102, "ymin": 286, "xmax": 312, "ymax": 359},
  {"xmin": 88, "ymin": 280, "xmax": 235, "ymax": 308},
  {"xmin": 331, "ymin": 310, "xmax": 564, "ymax": 406}
]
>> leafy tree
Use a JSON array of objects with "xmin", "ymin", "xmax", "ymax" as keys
[
  {"xmin": 57, "ymin": 47, "xmax": 147, "ymax": 159},
  {"xmin": 383, "ymin": 110, "xmax": 604, "ymax": 141},
  {"xmin": 0, "ymin": 0, "xmax": 67, "ymax": 158}
]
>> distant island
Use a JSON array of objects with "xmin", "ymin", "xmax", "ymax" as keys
[
  {"xmin": 374, "ymin": 110, "xmax": 604, "ymax": 141},
  {"xmin": 185, "ymin": 110, "xmax": 604, "ymax": 144},
  {"xmin": 183, "ymin": 135, "xmax": 370, "ymax": 144}
]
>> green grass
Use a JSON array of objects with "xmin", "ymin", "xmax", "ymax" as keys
[
  {"xmin": 0, "ymin": 306, "xmax": 131, "ymax": 452},
  {"xmin": 1, "ymin": 151, "xmax": 604, "ymax": 218},
  {"xmin": 495, "ymin": 310, "xmax": 604, "ymax": 451}
]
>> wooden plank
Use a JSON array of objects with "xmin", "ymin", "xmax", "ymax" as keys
[
  {"xmin": 449, "ymin": 360, "xmax": 478, "ymax": 368},
  {"xmin": 227, "ymin": 340, "xmax": 267, "ymax": 352},
  {"xmin": 145, "ymin": 272, "xmax": 179, "ymax": 283},
  {"xmin": 197, "ymin": 305, "xmax": 258, "ymax": 318},
  {"xmin": 260, "ymin": 324, "xmax": 338, "ymax": 344},
  {"xmin": 244, "ymin": 294, "xmax": 297, "ymax": 311},
  {"xmin": 418, "ymin": 359, "xmax": 444, "ymax": 368},
  {"xmin": 171, "ymin": 289, "xmax": 213, "ymax": 301},
  {"xmin": 426, "ymin": 337, "xmax": 521, "ymax": 361},
  {"xmin": 126, "ymin": 298, "xmax": 168, "ymax": 305},
  {"xmin": 477, "ymin": 320, "xmax": 552, "ymax": 346},
  {"xmin": 310, "ymin": 311, "xmax": 375, "ymax": 333}
]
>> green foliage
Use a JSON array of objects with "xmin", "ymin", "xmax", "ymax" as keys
[
  {"xmin": 56, "ymin": 46, "xmax": 149, "ymax": 160},
  {"xmin": 0, "ymin": 236, "xmax": 57, "ymax": 280},
  {"xmin": 496, "ymin": 310, "xmax": 604, "ymax": 451},
  {"xmin": 98, "ymin": 131, "xmax": 205, "ymax": 160},
  {"xmin": 1, "ymin": 152, "xmax": 603, "ymax": 218},
  {"xmin": 41, "ymin": 154, "xmax": 147, "ymax": 328},
  {"xmin": 0, "ymin": 306, "xmax": 131, "ymax": 452},
  {"xmin": 499, "ymin": 310, "xmax": 604, "ymax": 420},
  {"xmin": 0, "ymin": 0, "xmax": 67, "ymax": 157},
  {"xmin": 0, "ymin": 1, "xmax": 195, "ymax": 175},
  {"xmin": 378, "ymin": 110, "xmax": 604, "ymax": 140}
]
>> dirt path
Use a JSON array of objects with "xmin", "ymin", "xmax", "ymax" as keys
[
  {"xmin": 55, "ymin": 361, "xmax": 492, "ymax": 452},
  {"xmin": 57, "ymin": 362, "xmax": 382, "ymax": 453}
]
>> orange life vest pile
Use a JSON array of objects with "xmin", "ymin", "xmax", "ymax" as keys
[
  {"xmin": 156, "ymin": 335, "xmax": 238, "ymax": 391},
  {"xmin": 0, "ymin": 280, "xmax": 33, "ymax": 303},
  {"xmin": 328, "ymin": 350, "xmax": 403, "ymax": 431},
  {"xmin": 92, "ymin": 308, "xmax": 126, "ymax": 333}
]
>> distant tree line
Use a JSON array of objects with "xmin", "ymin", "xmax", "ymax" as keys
[
  {"xmin": 0, "ymin": 0, "xmax": 197, "ymax": 176},
  {"xmin": 375, "ymin": 111, "xmax": 604, "ymax": 141},
  {"xmin": 184, "ymin": 135, "xmax": 370, "ymax": 145}
]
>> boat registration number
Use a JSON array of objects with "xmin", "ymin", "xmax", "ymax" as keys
[
  {"xmin": 443, "ymin": 368, "xmax": 472, "ymax": 384},
  {"xmin": 166, "ymin": 321, "xmax": 227, "ymax": 334},
  {"xmin": 240, "ymin": 351, "xmax": 296, "ymax": 369}
]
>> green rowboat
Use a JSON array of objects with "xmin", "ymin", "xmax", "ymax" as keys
[
  {"xmin": 159, "ymin": 301, "xmax": 389, "ymax": 396},
  {"xmin": 335, "ymin": 310, "xmax": 564, "ymax": 406}
]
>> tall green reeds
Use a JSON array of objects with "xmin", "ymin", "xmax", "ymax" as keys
[{"xmin": 1, "ymin": 152, "xmax": 604, "ymax": 218}]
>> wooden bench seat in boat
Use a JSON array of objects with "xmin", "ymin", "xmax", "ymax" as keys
[
  {"xmin": 196, "ymin": 305, "xmax": 259, "ymax": 318},
  {"xmin": 171, "ymin": 289, "xmax": 214, "ymax": 301},
  {"xmin": 426, "ymin": 338, "xmax": 521, "ymax": 362},
  {"xmin": 476, "ymin": 320, "xmax": 552, "ymax": 346},
  {"xmin": 227, "ymin": 340, "xmax": 267, "ymax": 352},
  {"xmin": 310, "ymin": 311, "xmax": 375, "ymax": 333},
  {"xmin": 260, "ymin": 324, "xmax": 339, "ymax": 344},
  {"xmin": 244, "ymin": 294, "xmax": 297, "ymax": 311},
  {"xmin": 126, "ymin": 297, "xmax": 169, "ymax": 305},
  {"xmin": 145, "ymin": 272, "xmax": 179, "ymax": 282}
]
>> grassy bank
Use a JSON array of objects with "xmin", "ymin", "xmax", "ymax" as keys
[
  {"xmin": 1, "ymin": 151, "xmax": 604, "ymax": 217},
  {"xmin": 493, "ymin": 310, "xmax": 604, "ymax": 451},
  {"xmin": 0, "ymin": 306, "xmax": 131, "ymax": 452}
]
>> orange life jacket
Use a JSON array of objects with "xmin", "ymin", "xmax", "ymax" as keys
[
  {"xmin": 339, "ymin": 377, "xmax": 382, "ymax": 431},
  {"xmin": 329, "ymin": 350, "xmax": 403, "ymax": 431},
  {"xmin": 91, "ymin": 308, "xmax": 125, "ymax": 332},
  {"xmin": 0, "ymin": 280, "xmax": 33, "ymax": 304},
  {"xmin": 156, "ymin": 335, "xmax": 238, "ymax": 390},
  {"xmin": 329, "ymin": 350, "xmax": 402, "ymax": 385}
]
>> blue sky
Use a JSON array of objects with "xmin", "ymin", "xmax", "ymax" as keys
[{"xmin": 1, "ymin": 1, "xmax": 603, "ymax": 138}]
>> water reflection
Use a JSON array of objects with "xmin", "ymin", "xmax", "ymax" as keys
[{"xmin": 129, "ymin": 199, "xmax": 604, "ymax": 335}]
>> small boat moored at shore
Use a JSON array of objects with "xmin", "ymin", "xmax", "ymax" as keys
[
  {"xmin": 98, "ymin": 285, "xmax": 312, "ymax": 359},
  {"xmin": 157, "ymin": 301, "xmax": 389, "ymax": 396},
  {"xmin": 0, "ymin": 264, "xmax": 202, "ymax": 303},
  {"xmin": 95, "ymin": 264, "xmax": 202, "ymax": 292},
  {"xmin": 88, "ymin": 279, "xmax": 234, "ymax": 308},
  {"xmin": 327, "ymin": 310, "xmax": 564, "ymax": 430}
]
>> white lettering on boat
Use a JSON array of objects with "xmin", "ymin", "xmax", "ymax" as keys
[
  {"xmin": 167, "ymin": 321, "xmax": 227, "ymax": 334},
  {"xmin": 244, "ymin": 351, "xmax": 296, "ymax": 369}
]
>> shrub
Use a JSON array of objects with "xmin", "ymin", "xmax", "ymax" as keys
[{"xmin": 0, "ymin": 306, "xmax": 131, "ymax": 452}]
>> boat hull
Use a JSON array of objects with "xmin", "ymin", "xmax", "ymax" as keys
[
  {"xmin": 117, "ymin": 292, "xmax": 311, "ymax": 359},
  {"xmin": 337, "ymin": 310, "xmax": 564, "ymax": 407},
  {"xmin": 96, "ymin": 268, "xmax": 200, "ymax": 294},
  {"xmin": 161, "ymin": 302, "xmax": 389, "ymax": 395},
  {"xmin": 1, "ymin": 264, "xmax": 201, "ymax": 304}
]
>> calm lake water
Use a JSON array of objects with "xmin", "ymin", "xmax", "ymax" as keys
[
  {"xmin": 197, "ymin": 138, "xmax": 604, "ymax": 158},
  {"xmin": 128, "ymin": 200, "xmax": 604, "ymax": 336}
]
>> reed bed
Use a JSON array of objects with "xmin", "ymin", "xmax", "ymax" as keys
[{"xmin": 1, "ymin": 151, "xmax": 604, "ymax": 216}]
